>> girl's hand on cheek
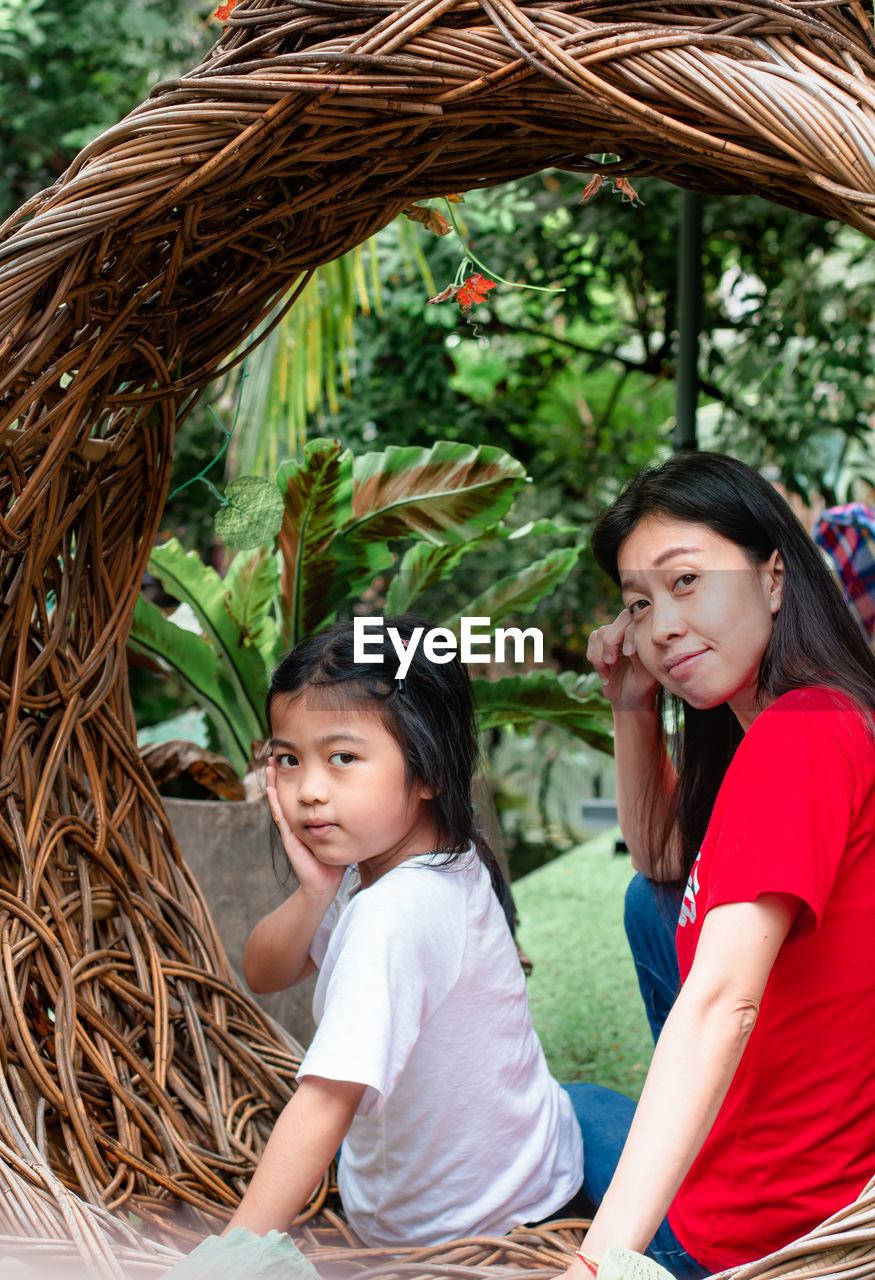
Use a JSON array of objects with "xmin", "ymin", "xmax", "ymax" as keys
[
  {"xmin": 587, "ymin": 609, "xmax": 659, "ymax": 712},
  {"xmin": 266, "ymin": 760, "xmax": 344, "ymax": 901}
]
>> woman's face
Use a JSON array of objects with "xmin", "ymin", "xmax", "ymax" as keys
[{"xmin": 617, "ymin": 515, "xmax": 783, "ymax": 730}]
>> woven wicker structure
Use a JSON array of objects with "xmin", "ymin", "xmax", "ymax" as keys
[{"xmin": 2, "ymin": 0, "xmax": 875, "ymax": 1273}]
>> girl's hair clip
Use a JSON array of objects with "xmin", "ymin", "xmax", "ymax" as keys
[{"xmin": 396, "ymin": 678, "xmax": 405, "ymax": 693}]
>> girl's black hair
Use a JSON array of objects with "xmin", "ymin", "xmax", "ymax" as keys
[
  {"xmin": 592, "ymin": 451, "xmax": 875, "ymax": 884},
  {"xmin": 267, "ymin": 614, "xmax": 516, "ymax": 931}
]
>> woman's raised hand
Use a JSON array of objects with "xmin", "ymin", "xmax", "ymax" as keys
[
  {"xmin": 265, "ymin": 759, "xmax": 345, "ymax": 900},
  {"xmin": 587, "ymin": 609, "xmax": 659, "ymax": 712}
]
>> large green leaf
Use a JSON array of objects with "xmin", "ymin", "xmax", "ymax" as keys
[
  {"xmin": 146, "ymin": 538, "xmax": 267, "ymax": 746},
  {"xmin": 223, "ymin": 547, "xmax": 282, "ymax": 670},
  {"xmin": 347, "ymin": 442, "xmax": 526, "ymax": 546},
  {"xmin": 129, "ymin": 597, "xmax": 252, "ymax": 775},
  {"xmin": 442, "ymin": 546, "xmax": 582, "ymax": 633},
  {"xmin": 384, "ymin": 542, "xmax": 477, "ymax": 616},
  {"xmin": 275, "ymin": 439, "xmax": 390, "ymax": 646},
  {"xmin": 473, "ymin": 671, "xmax": 614, "ymax": 753},
  {"xmin": 383, "ymin": 519, "xmax": 577, "ymax": 617},
  {"xmin": 276, "ymin": 439, "xmax": 351, "ymax": 647}
]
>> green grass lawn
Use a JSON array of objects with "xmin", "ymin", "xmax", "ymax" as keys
[{"xmin": 513, "ymin": 829, "xmax": 654, "ymax": 1099}]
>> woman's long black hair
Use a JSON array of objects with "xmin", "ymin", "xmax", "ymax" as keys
[
  {"xmin": 267, "ymin": 614, "xmax": 516, "ymax": 931},
  {"xmin": 592, "ymin": 451, "xmax": 875, "ymax": 884}
]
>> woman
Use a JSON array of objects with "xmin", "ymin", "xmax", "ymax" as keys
[{"xmin": 565, "ymin": 452, "xmax": 875, "ymax": 1279}]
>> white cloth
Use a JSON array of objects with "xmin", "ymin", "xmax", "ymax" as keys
[{"xmin": 298, "ymin": 849, "xmax": 583, "ymax": 1247}]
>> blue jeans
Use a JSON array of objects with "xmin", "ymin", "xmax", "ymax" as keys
[
  {"xmin": 624, "ymin": 871, "xmax": 682, "ymax": 1044},
  {"xmin": 558, "ymin": 875, "xmax": 708, "ymax": 1279},
  {"xmin": 561, "ymin": 1083, "xmax": 709, "ymax": 1279}
]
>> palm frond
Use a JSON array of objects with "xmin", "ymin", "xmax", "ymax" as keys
[{"xmin": 226, "ymin": 226, "xmax": 427, "ymax": 476}]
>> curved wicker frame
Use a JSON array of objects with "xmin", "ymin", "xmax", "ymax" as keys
[{"xmin": 2, "ymin": 0, "xmax": 875, "ymax": 1273}]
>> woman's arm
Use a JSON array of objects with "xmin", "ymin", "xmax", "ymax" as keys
[
  {"xmin": 587, "ymin": 610, "xmax": 680, "ymax": 880},
  {"xmin": 612, "ymin": 709, "xmax": 680, "ymax": 880},
  {"xmin": 225, "ymin": 1076, "xmax": 365, "ymax": 1234},
  {"xmin": 565, "ymin": 893, "xmax": 797, "ymax": 1275}
]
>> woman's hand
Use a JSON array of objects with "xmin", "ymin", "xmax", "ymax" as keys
[
  {"xmin": 587, "ymin": 609, "xmax": 677, "ymax": 875},
  {"xmin": 587, "ymin": 609, "xmax": 659, "ymax": 713},
  {"xmin": 561, "ymin": 1254, "xmax": 597, "ymax": 1279},
  {"xmin": 570, "ymin": 896, "xmax": 797, "ymax": 1262},
  {"xmin": 266, "ymin": 758, "xmax": 344, "ymax": 901}
]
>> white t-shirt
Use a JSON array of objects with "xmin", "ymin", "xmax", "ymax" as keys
[{"xmin": 297, "ymin": 848, "xmax": 583, "ymax": 1247}]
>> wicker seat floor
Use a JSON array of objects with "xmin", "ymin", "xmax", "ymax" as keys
[
  {"xmin": 294, "ymin": 1208, "xmax": 589, "ymax": 1278},
  {"xmin": 0, "ymin": 1221, "xmax": 585, "ymax": 1279}
]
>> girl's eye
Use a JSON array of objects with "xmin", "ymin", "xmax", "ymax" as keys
[
  {"xmin": 628, "ymin": 598, "xmax": 649, "ymax": 617},
  {"xmin": 329, "ymin": 751, "xmax": 357, "ymax": 765},
  {"xmin": 274, "ymin": 753, "xmax": 298, "ymax": 769},
  {"xmin": 674, "ymin": 573, "xmax": 698, "ymax": 590}
]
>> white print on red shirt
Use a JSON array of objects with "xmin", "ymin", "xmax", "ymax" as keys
[{"xmin": 678, "ymin": 852, "xmax": 701, "ymax": 928}]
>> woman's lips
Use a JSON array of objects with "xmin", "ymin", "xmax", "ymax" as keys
[{"xmin": 665, "ymin": 649, "xmax": 706, "ymax": 679}]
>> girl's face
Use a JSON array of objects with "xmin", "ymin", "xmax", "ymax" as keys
[
  {"xmin": 617, "ymin": 515, "xmax": 783, "ymax": 730},
  {"xmin": 269, "ymin": 693, "xmax": 439, "ymax": 886}
]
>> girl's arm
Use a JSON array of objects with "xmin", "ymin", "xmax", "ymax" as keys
[
  {"xmin": 242, "ymin": 886, "xmax": 334, "ymax": 992},
  {"xmin": 587, "ymin": 611, "xmax": 681, "ymax": 880},
  {"xmin": 225, "ymin": 1076, "xmax": 365, "ymax": 1234},
  {"xmin": 243, "ymin": 758, "xmax": 346, "ymax": 994},
  {"xmin": 564, "ymin": 893, "xmax": 797, "ymax": 1276}
]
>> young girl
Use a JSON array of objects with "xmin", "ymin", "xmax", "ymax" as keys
[
  {"xmin": 564, "ymin": 452, "xmax": 875, "ymax": 1280},
  {"xmin": 227, "ymin": 615, "xmax": 583, "ymax": 1248}
]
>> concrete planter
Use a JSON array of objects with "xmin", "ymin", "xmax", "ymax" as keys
[{"xmin": 163, "ymin": 796, "xmax": 316, "ymax": 1044}]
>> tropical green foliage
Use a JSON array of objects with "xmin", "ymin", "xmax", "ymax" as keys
[
  {"xmin": 271, "ymin": 176, "xmax": 875, "ymax": 506},
  {"xmin": 130, "ymin": 439, "xmax": 612, "ymax": 774},
  {"xmin": 0, "ymin": 0, "xmax": 211, "ymax": 221},
  {"xmin": 207, "ymin": 178, "xmax": 875, "ymax": 692},
  {"xmin": 131, "ymin": 541, "xmax": 272, "ymax": 772},
  {"xmin": 226, "ymin": 222, "xmax": 434, "ymax": 477},
  {"xmin": 703, "ymin": 220, "xmax": 875, "ymax": 499},
  {"xmin": 275, "ymin": 438, "xmax": 526, "ymax": 648}
]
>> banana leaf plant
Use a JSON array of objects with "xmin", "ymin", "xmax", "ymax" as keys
[{"xmin": 130, "ymin": 438, "xmax": 612, "ymax": 776}]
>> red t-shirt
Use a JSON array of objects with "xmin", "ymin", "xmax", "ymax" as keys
[{"xmin": 669, "ymin": 687, "xmax": 875, "ymax": 1272}]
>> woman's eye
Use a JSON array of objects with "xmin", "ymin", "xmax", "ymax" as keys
[
  {"xmin": 628, "ymin": 598, "xmax": 649, "ymax": 617},
  {"xmin": 329, "ymin": 751, "xmax": 357, "ymax": 765},
  {"xmin": 274, "ymin": 753, "xmax": 298, "ymax": 769},
  {"xmin": 674, "ymin": 573, "xmax": 698, "ymax": 590}
]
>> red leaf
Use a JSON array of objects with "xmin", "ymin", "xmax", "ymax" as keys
[
  {"xmin": 579, "ymin": 172, "xmax": 644, "ymax": 206},
  {"xmin": 614, "ymin": 176, "xmax": 644, "ymax": 206},
  {"xmin": 403, "ymin": 204, "xmax": 452, "ymax": 236},
  {"xmin": 580, "ymin": 175, "xmax": 605, "ymax": 203},
  {"xmin": 456, "ymin": 274, "xmax": 497, "ymax": 310},
  {"xmin": 214, "ymin": 0, "xmax": 237, "ymax": 18}
]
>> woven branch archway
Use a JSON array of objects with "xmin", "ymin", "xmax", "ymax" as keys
[{"xmin": 2, "ymin": 0, "xmax": 875, "ymax": 1272}]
